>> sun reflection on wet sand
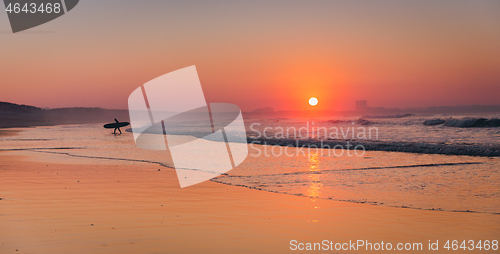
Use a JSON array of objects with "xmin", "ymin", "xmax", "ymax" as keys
[{"xmin": 307, "ymin": 153, "xmax": 322, "ymax": 200}]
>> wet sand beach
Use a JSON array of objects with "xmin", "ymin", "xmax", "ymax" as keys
[
  {"xmin": 0, "ymin": 152, "xmax": 499, "ymax": 253},
  {"xmin": 0, "ymin": 129, "xmax": 19, "ymax": 138}
]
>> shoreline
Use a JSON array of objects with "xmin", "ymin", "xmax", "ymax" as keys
[
  {"xmin": 3, "ymin": 146, "xmax": 497, "ymax": 215},
  {"xmin": 211, "ymin": 178, "xmax": 500, "ymax": 215},
  {"xmin": 2, "ymin": 125, "xmax": 498, "ymax": 214}
]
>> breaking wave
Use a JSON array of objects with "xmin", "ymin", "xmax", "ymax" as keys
[
  {"xmin": 362, "ymin": 114, "xmax": 415, "ymax": 119},
  {"xmin": 424, "ymin": 117, "xmax": 500, "ymax": 127}
]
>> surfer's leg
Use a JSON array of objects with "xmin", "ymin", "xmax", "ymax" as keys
[
  {"xmin": 118, "ymin": 128, "xmax": 122, "ymax": 134},
  {"xmin": 113, "ymin": 128, "xmax": 117, "ymax": 134}
]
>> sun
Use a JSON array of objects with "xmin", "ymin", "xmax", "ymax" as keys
[{"xmin": 308, "ymin": 97, "xmax": 318, "ymax": 106}]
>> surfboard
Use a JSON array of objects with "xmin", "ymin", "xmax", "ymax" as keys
[{"xmin": 103, "ymin": 122, "xmax": 130, "ymax": 129}]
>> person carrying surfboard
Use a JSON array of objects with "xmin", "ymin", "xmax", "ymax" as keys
[
  {"xmin": 103, "ymin": 119, "xmax": 130, "ymax": 134},
  {"xmin": 113, "ymin": 118, "xmax": 122, "ymax": 134}
]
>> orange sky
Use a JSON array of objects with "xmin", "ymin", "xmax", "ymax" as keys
[{"xmin": 1, "ymin": 0, "xmax": 499, "ymax": 111}]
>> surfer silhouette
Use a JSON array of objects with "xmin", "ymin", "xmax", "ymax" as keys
[
  {"xmin": 103, "ymin": 119, "xmax": 129, "ymax": 134},
  {"xmin": 113, "ymin": 118, "xmax": 122, "ymax": 134}
]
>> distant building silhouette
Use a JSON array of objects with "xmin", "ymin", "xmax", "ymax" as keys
[{"xmin": 356, "ymin": 100, "xmax": 368, "ymax": 111}]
